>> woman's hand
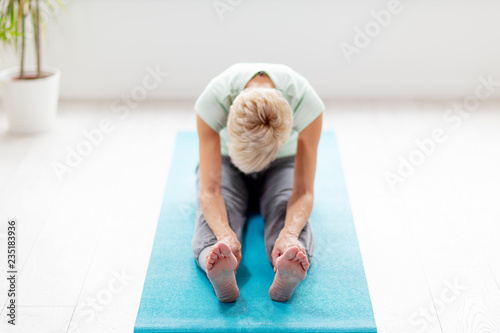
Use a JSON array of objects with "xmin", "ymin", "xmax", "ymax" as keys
[
  {"xmin": 218, "ymin": 230, "xmax": 242, "ymax": 271},
  {"xmin": 271, "ymin": 230, "xmax": 307, "ymax": 271}
]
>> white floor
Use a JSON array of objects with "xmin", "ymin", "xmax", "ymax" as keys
[{"xmin": 0, "ymin": 100, "xmax": 499, "ymax": 333}]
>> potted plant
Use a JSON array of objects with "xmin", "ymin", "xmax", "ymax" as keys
[{"xmin": 0, "ymin": 0, "xmax": 61, "ymax": 134}]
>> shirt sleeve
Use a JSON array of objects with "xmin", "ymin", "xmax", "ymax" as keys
[
  {"xmin": 194, "ymin": 83, "xmax": 228, "ymax": 133},
  {"xmin": 293, "ymin": 83, "xmax": 325, "ymax": 133}
]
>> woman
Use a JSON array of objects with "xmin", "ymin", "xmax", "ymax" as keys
[{"xmin": 192, "ymin": 63, "xmax": 324, "ymax": 302}]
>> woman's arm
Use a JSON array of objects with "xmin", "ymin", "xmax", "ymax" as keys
[
  {"xmin": 271, "ymin": 113, "xmax": 323, "ymax": 267},
  {"xmin": 197, "ymin": 115, "xmax": 242, "ymax": 263}
]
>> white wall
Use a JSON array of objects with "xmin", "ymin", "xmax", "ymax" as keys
[{"xmin": 1, "ymin": 0, "xmax": 500, "ymax": 100}]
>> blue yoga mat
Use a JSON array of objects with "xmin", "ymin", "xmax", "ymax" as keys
[{"xmin": 135, "ymin": 131, "xmax": 376, "ymax": 333}]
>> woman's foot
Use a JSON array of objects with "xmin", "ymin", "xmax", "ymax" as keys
[
  {"xmin": 206, "ymin": 242, "xmax": 240, "ymax": 302},
  {"xmin": 269, "ymin": 246, "xmax": 309, "ymax": 302}
]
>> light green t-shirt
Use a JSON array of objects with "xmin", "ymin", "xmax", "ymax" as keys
[{"xmin": 194, "ymin": 63, "xmax": 325, "ymax": 158}]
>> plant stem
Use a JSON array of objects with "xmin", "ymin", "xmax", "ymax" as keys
[
  {"xmin": 19, "ymin": 0, "xmax": 25, "ymax": 79},
  {"xmin": 34, "ymin": 0, "xmax": 41, "ymax": 78}
]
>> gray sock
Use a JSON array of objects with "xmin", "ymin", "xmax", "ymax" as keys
[{"xmin": 197, "ymin": 246, "xmax": 212, "ymax": 273}]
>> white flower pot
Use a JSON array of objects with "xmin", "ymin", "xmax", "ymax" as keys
[{"xmin": 0, "ymin": 66, "xmax": 61, "ymax": 134}]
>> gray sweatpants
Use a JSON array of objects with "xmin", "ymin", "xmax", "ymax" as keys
[{"xmin": 191, "ymin": 155, "xmax": 315, "ymax": 271}]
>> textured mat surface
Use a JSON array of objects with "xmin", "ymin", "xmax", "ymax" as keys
[{"xmin": 134, "ymin": 131, "xmax": 376, "ymax": 333}]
